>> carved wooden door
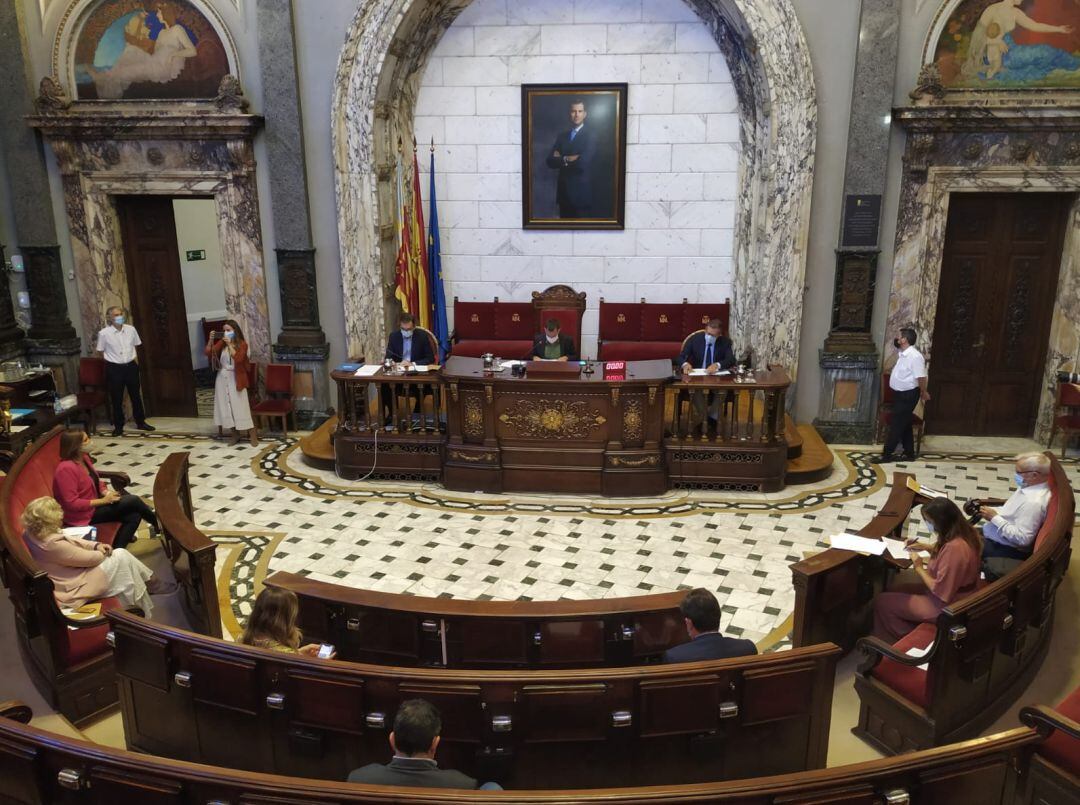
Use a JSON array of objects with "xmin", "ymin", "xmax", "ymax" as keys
[
  {"xmin": 117, "ymin": 196, "xmax": 197, "ymax": 417},
  {"xmin": 927, "ymin": 193, "xmax": 1067, "ymax": 436}
]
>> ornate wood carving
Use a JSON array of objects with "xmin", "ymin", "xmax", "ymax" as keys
[
  {"xmin": 1004, "ymin": 261, "xmax": 1031, "ymax": 365},
  {"xmin": 463, "ymin": 396, "xmax": 484, "ymax": 439},
  {"xmin": 949, "ymin": 257, "xmax": 975, "ymax": 365},
  {"xmin": 498, "ymin": 399, "xmax": 607, "ymax": 439},
  {"xmin": 275, "ymin": 249, "xmax": 326, "ymax": 347},
  {"xmin": 623, "ymin": 398, "xmax": 644, "ymax": 442},
  {"xmin": 608, "ymin": 454, "xmax": 659, "ymax": 467},
  {"xmin": 447, "ymin": 449, "xmax": 498, "ymax": 463},
  {"xmin": 21, "ymin": 245, "xmax": 76, "ymax": 341}
]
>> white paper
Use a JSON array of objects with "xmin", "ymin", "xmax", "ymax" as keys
[
  {"xmin": 882, "ymin": 537, "xmax": 909, "ymax": 559},
  {"xmin": 411, "ymin": 365, "xmax": 429, "ymax": 373},
  {"xmin": 353, "ymin": 365, "xmax": 380, "ymax": 377},
  {"xmin": 501, "ymin": 360, "xmax": 525, "ymax": 367},
  {"xmin": 62, "ymin": 526, "xmax": 93, "ymax": 539},
  {"xmin": 687, "ymin": 369, "xmax": 731, "ymax": 377},
  {"xmin": 8, "ymin": 425, "xmax": 28, "ymax": 433},
  {"xmin": 918, "ymin": 485, "xmax": 947, "ymax": 499},
  {"xmin": 905, "ymin": 642, "xmax": 935, "ymax": 670},
  {"xmin": 828, "ymin": 532, "xmax": 887, "ymax": 555}
]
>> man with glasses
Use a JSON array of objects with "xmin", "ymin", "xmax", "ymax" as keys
[{"xmin": 973, "ymin": 451, "xmax": 1052, "ymax": 580}]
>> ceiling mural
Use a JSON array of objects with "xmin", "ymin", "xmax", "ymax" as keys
[
  {"xmin": 71, "ymin": 0, "xmax": 231, "ymax": 99},
  {"xmin": 931, "ymin": 0, "xmax": 1080, "ymax": 89}
]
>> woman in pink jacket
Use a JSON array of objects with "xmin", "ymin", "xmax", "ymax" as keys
[
  {"xmin": 21, "ymin": 496, "xmax": 174, "ymax": 616},
  {"xmin": 52, "ymin": 429, "xmax": 157, "ymax": 550},
  {"xmin": 873, "ymin": 497, "xmax": 983, "ymax": 641}
]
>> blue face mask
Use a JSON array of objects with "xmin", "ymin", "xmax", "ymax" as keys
[
  {"xmin": 401, "ymin": 328, "xmax": 413, "ymax": 339},
  {"xmin": 113, "ymin": 315, "xmax": 124, "ymax": 326},
  {"xmin": 1014, "ymin": 472, "xmax": 1025, "ymax": 487},
  {"xmin": 926, "ymin": 520, "xmax": 935, "ymax": 534},
  {"xmin": 223, "ymin": 331, "xmax": 235, "ymax": 341}
]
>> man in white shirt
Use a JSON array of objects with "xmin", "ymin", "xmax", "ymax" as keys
[
  {"xmin": 95, "ymin": 306, "xmax": 154, "ymax": 437},
  {"xmin": 977, "ymin": 451, "xmax": 1052, "ymax": 579},
  {"xmin": 873, "ymin": 327, "xmax": 929, "ymax": 464}
]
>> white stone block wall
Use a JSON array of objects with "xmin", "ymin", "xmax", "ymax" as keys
[{"xmin": 416, "ymin": 0, "xmax": 738, "ymax": 357}]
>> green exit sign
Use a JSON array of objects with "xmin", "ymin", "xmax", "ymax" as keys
[{"xmin": 185, "ymin": 249, "xmax": 206, "ymax": 261}]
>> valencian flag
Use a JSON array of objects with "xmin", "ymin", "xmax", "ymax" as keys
[
  {"xmin": 427, "ymin": 142, "xmax": 450, "ymax": 362},
  {"xmin": 392, "ymin": 150, "xmax": 413, "ymax": 315},
  {"xmin": 408, "ymin": 142, "xmax": 432, "ymax": 329}
]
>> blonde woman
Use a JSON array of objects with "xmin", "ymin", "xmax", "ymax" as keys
[
  {"xmin": 239, "ymin": 587, "xmax": 332, "ymax": 657},
  {"xmin": 21, "ymin": 497, "xmax": 174, "ymax": 618}
]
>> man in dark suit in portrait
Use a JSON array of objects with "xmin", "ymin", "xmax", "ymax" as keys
[
  {"xmin": 677, "ymin": 317, "xmax": 736, "ymax": 434},
  {"xmin": 663, "ymin": 588, "xmax": 757, "ymax": 664},
  {"xmin": 381, "ymin": 312, "xmax": 437, "ymax": 429},
  {"xmin": 531, "ymin": 318, "xmax": 578, "ymax": 361},
  {"xmin": 348, "ymin": 699, "xmax": 501, "ymax": 789},
  {"xmin": 545, "ymin": 98, "xmax": 598, "ymax": 218}
]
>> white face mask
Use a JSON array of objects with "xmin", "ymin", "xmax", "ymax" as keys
[
  {"xmin": 113, "ymin": 315, "xmax": 125, "ymax": 326},
  {"xmin": 223, "ymin": 330, "xmax": 235, "ymax": 341},
  {"xmin": 546, "ymin": 334, "xmax": 558, "ymax": 344}
]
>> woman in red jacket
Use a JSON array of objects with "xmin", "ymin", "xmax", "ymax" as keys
[
  {"xmin": 206, "ymin": 319, "xmax": 257, "ymax": 446},
  {"xmin": 52, "ymin": 428, "xmax": 157, "ymax": 550}
]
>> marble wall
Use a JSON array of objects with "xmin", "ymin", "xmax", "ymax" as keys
[
  {"xmin": 29, "ymin": 107, "xmax": 273, "ymax": 364},
  {"xmin": 886, "ymin": 105, "xmax": 1080, "ymax": 441},
  {"xmin": 410, "ymin": 0, "xmax": 739, "ymax": 357},
  {"xmin": 332, "ymin": 0, "xmax": 816, "ymax": 380}
]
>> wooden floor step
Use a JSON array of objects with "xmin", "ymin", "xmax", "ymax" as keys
[
  {"xmin": 785, "ymin": 414, "xmax": 803, "ymax": 459},
  {"xmin": 299, "ymin": 415, "xmax": 336, "ymax": 468},
  {"xmin": 786, "ymin": 423, "xmax": 834, "ymax": 485}
]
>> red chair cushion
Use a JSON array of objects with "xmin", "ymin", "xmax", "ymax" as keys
[
  {"xmin": 870, "ymin": 622, "xmax": 937, "ymax": 709},
  {"xmin": 542, "ymin": 308, "xmax": 581, "ymax": 348},
  {"xmin": 452, "ymin": 339, "xmax": 533, "ymax": 359},
  {"xmin": 78, "ymin": 357, "xmax": 106, "ymax": 387},
  {"xmin": 1059, "ymin": 383, "xmax": 1080, "ymax": 407},
  {"xmin": 252, "ymin": 399, "xmax": 293, "ymax": 415},
  {"xmin": 598, "ymin": 302, "xmax": 642, "ymax": 341},
  {"xmin": 77, "ymin": 391, "xmax": 107, "ymax": 408},
  {"xmin": 454, "ymin": 302, "xmax": 496, "ymax": 340},
  {"xmin": 1053, "ymin": 414, "xmax": 1080, "ymax": 429},
  {"xmin": 683, "ymin": 303, "xmax": 729, "ymax": 336},
  {"xmin": 1032, "ymin": 473, "xmax": 1058, "ymax": 553},
  {"xmin": 599, "ymin": 341, "xmax": 682, "ymax": 361},
  {"xmin": 264, "ymin": 364, "xmax": 293, "ymax": 395},
  {"xmin": 493, "ymin": 303, "xmax": 534, "ymax": 341},
  {"xmin": 641, "ymin": 304, "xmax": 684, "ymax": 342},
  {"xmin": 8, "ymin": 436, "xmax": 63, "ymax": 538},
  {"xmin": 61, "ymin": 596, "xmax": 122, "ymax": 666},
  {"xmin": 1041, "ymin": 686, "xmax": 1080, "ymax": 775}
]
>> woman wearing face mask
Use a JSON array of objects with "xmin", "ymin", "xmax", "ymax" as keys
[
  {"xmin": 872, "ymin": 497, "xmax": 982, "ymax": 641},
  {"xmin": 52, "ymin": 429, "xmax": 159, "ymax": 551},
  {"xmin": 206, "ymin": 320, "xmax": 258, "ymax": 446}
]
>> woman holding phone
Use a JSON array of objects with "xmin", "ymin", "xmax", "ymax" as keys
[
  {"xmin": 240, "ymin": 587, "xmax": 334, "ymax": 658},
  {"xmin": 206, "ymin": 320, "xmax": 258, "ymax": 446}
]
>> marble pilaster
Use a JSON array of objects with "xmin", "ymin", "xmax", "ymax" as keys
[
  {"xmin": 887, "ymin": 106, "xmax": 1080, "ymax": 442},
  {"xmin": 331, "ymin": 0, "xmax": 817, "ymax": 382}
]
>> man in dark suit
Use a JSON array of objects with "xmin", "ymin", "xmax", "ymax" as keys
[
  {"xmin": 545, "ymin": 99, "xmax": 598, "ymax": 218},
  {"xmin": 531, "ymin": 318, "xmax": 578, "ymax": 361},
  {"xmin": 677, "ymin": 317, "xmax": 736, "ymax": 434},
  {"xmin": 347, "ymin": 699, "xmax": 500, "ymax": 789},
  {"xmin": 663, "ymin": 588, "xmax": 757, "ymax": 664},
  {"xmin": 381, "ymin": 313, "xmax": 437, "ymax": 429}
]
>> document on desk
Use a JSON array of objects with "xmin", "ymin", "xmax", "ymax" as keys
[
  {"xmin": 353, "ymin": 365, "xmax": 381, "ymax": 377},
  {"xmin": 905, "ymin": 476, "xmax": 946, "ymax": 498},
  {"xmin": 687, "ymin": 369, "xmax": 731, "ymax": 377},
  {"xmin": 881, "ymin": 537, "xmax": 931, "ymax": 560},
  {"xmin": 411, "ymin": 365, "xmax": 429, "ymax": 373},
  {"xmin": 829, "ymin": 532, "xmax": 887, "ymax": 555}
]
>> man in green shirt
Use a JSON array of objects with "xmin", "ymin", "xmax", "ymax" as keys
[{"xmin": 531, "ymin": 318, "xmax": 578, "ymax": 361}]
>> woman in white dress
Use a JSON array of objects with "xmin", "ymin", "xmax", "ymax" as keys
[
  {"xmin": 91, "ymin": 4, "xmax": 197, "ymax": 99},
  {"xmin": 21, "ymin": 497, "xmax": 175, "ymax": 618},
  {"xmin": 206, "ymin": 319, "xmax": 258, "ymax": 446}
]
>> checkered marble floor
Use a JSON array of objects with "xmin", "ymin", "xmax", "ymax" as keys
[{"xmin": 93, "ymin": 432, "xmax": 1080, "ymax": 649}]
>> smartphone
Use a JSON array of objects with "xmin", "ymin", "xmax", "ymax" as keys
[{"xmin": 317, "ymin": 643, "xmax": 335, "ymax": 659}]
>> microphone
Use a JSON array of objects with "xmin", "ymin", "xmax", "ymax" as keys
[
  {"xmin": 1057, "ymin": 371, "xmax": 1080, "ymax": 384},
  {"xmin": 522, "ymin": 336, "xmax": 544, "ymax": 361}
]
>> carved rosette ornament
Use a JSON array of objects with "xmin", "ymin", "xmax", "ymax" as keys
[
  {"xmin": 498, "ymin": 399, "xmax": 607, "ymax": 439},
  {"xmin": 463, "ymin": 397, "xmax": 484, "ymax": 439},
  {"xmin": 623, "ymin": 398, "xmax": 644, "ymax": 442}
]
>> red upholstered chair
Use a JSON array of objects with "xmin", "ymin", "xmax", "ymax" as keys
[
  {"xmin": 252, "ymin": 364, "xmax": 294, "ymax": 437},
  {"xmin": 1034, "ymin": 686, "xmax": 1080, "ymax": 776},
  {"xmin": 244, "ymin": 361, "xmax": 259, "ymax": 407},
  {"xmin": 532, "ymin": 285, "xmax": 587, "ymax": 357},
  {"xmin": 683, "ymin": 302, "xmax": 730, "ymax": 336},
  {"xmin": 1048, "ymin": 381, "xmax": 1080, "ymax": 457},
  {"xmin": 0, "ymin": 426, "xmax": 136, "ymax": 723},
  {"xmin": 76, "ymin": 357, "xmax": 108, "ymax": 435},
  {"xmin": 875, "ymin": 372, "xmax": 924, "ymax": 456}
]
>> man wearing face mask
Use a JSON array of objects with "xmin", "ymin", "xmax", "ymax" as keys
[
  {"xmin": 531, "ymin": 319, "xmax": 577, "ymax": 361},
  {"xmin": 973, "ymin": 451, "xmax": 1052, "ymax": 580},
  {"xmin": 678, "ymin": 317, "xmax": 735, "ymax": 434},
  {"xmin": 873, "ymin": 327, "xmax": 928, "ymax": 463},
  {"xmin": 381, "ymin": 313, "xmax": 436, "ymax": 429},
  {"xmin": 95, "ymin": 306, "xmax": 154, "ymax": 437}
]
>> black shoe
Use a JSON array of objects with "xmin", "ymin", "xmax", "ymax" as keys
[
  {"xmin": 135, "ymin": 422, "xmax": 156, "ymax": 431},
  {"xmin": 896, "ymin": 452, "xmax": 918, "ymax": 462},
  {"xmin": 111, "ymin": 428, "xmax": 123, "ymax": 437},
  {"xmin": 870, "ymin": 454, "xmax": 896, "ymax": 464}
]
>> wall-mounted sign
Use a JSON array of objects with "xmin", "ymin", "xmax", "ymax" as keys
[
  {"xmin": 185, "ymin": 249, "xmax": 206, "ymax": 261},
  {"xmin": 842, "ymin": 194, "xmax": 881, "ymax": 248}
]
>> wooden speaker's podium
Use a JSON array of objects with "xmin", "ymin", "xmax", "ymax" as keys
[{"xmin": 525, "ymin": 361, "xmax": 582, "ymax": 379}]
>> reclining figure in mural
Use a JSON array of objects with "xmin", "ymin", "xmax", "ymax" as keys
[
  {"xmin": 88, "ymin": 4, "xmax": 197, "ymax": 100},
  {"xmin": 962, "ymin": 0, "xmax": 1074, "ymax": 81}
]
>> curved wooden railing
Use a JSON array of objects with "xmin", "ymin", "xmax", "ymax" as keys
[
  {"xmin": 107, "ymin": 609, "xmax": 839, "ymax": 788},
  {"xmin": 0, "ymin": 699, "xmax": 1052, "ymax": 803},
  {"xmin": 152, "ymin": 452, "xmax": 221, "ymax": 638},
  {"xmin": 267, "ymin": 571, "xmax": 686, "ymax": 667}
]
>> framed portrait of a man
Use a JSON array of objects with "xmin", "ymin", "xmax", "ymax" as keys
[{"xmin": 521, "ymin": 83, "xmax": 628, "ymax": 230}]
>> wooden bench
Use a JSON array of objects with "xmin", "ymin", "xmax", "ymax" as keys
[
  {"xmin": 598, "ymin": 298, "xmax": 731, "ymax": 362},
  {"xmin": 151, "ymin": 452, "xmax": 221, "ymax": 638},
  {"xmin": 790, "ymin": 471, "xmax": 927, "ymax": 650},
  {"xmin": 853, "ymin": 452, "xmax": 1075, "ymax": 753},
  {"xmin": 106, "ymin": 609, "xmax": 839, "ymax": 788},
  {"xmin": 0, "ymin": 698, "xmax": 1050, "ymax": 803},
  {"xmin": 1019, "ymin": 687, "xmax": 1080, "ymax": 805},
  {"xmin": 0, "ymin": 426, "xmax": 137, "ymax": 724},
  {"xmin": 267, "ymin": 571, "xmax": 686, "ymax": 668}
]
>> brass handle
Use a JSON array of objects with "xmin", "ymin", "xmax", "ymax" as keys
[{"xmin": 972, "ymin": 333, "xmax": 986, "ymax": 353}]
